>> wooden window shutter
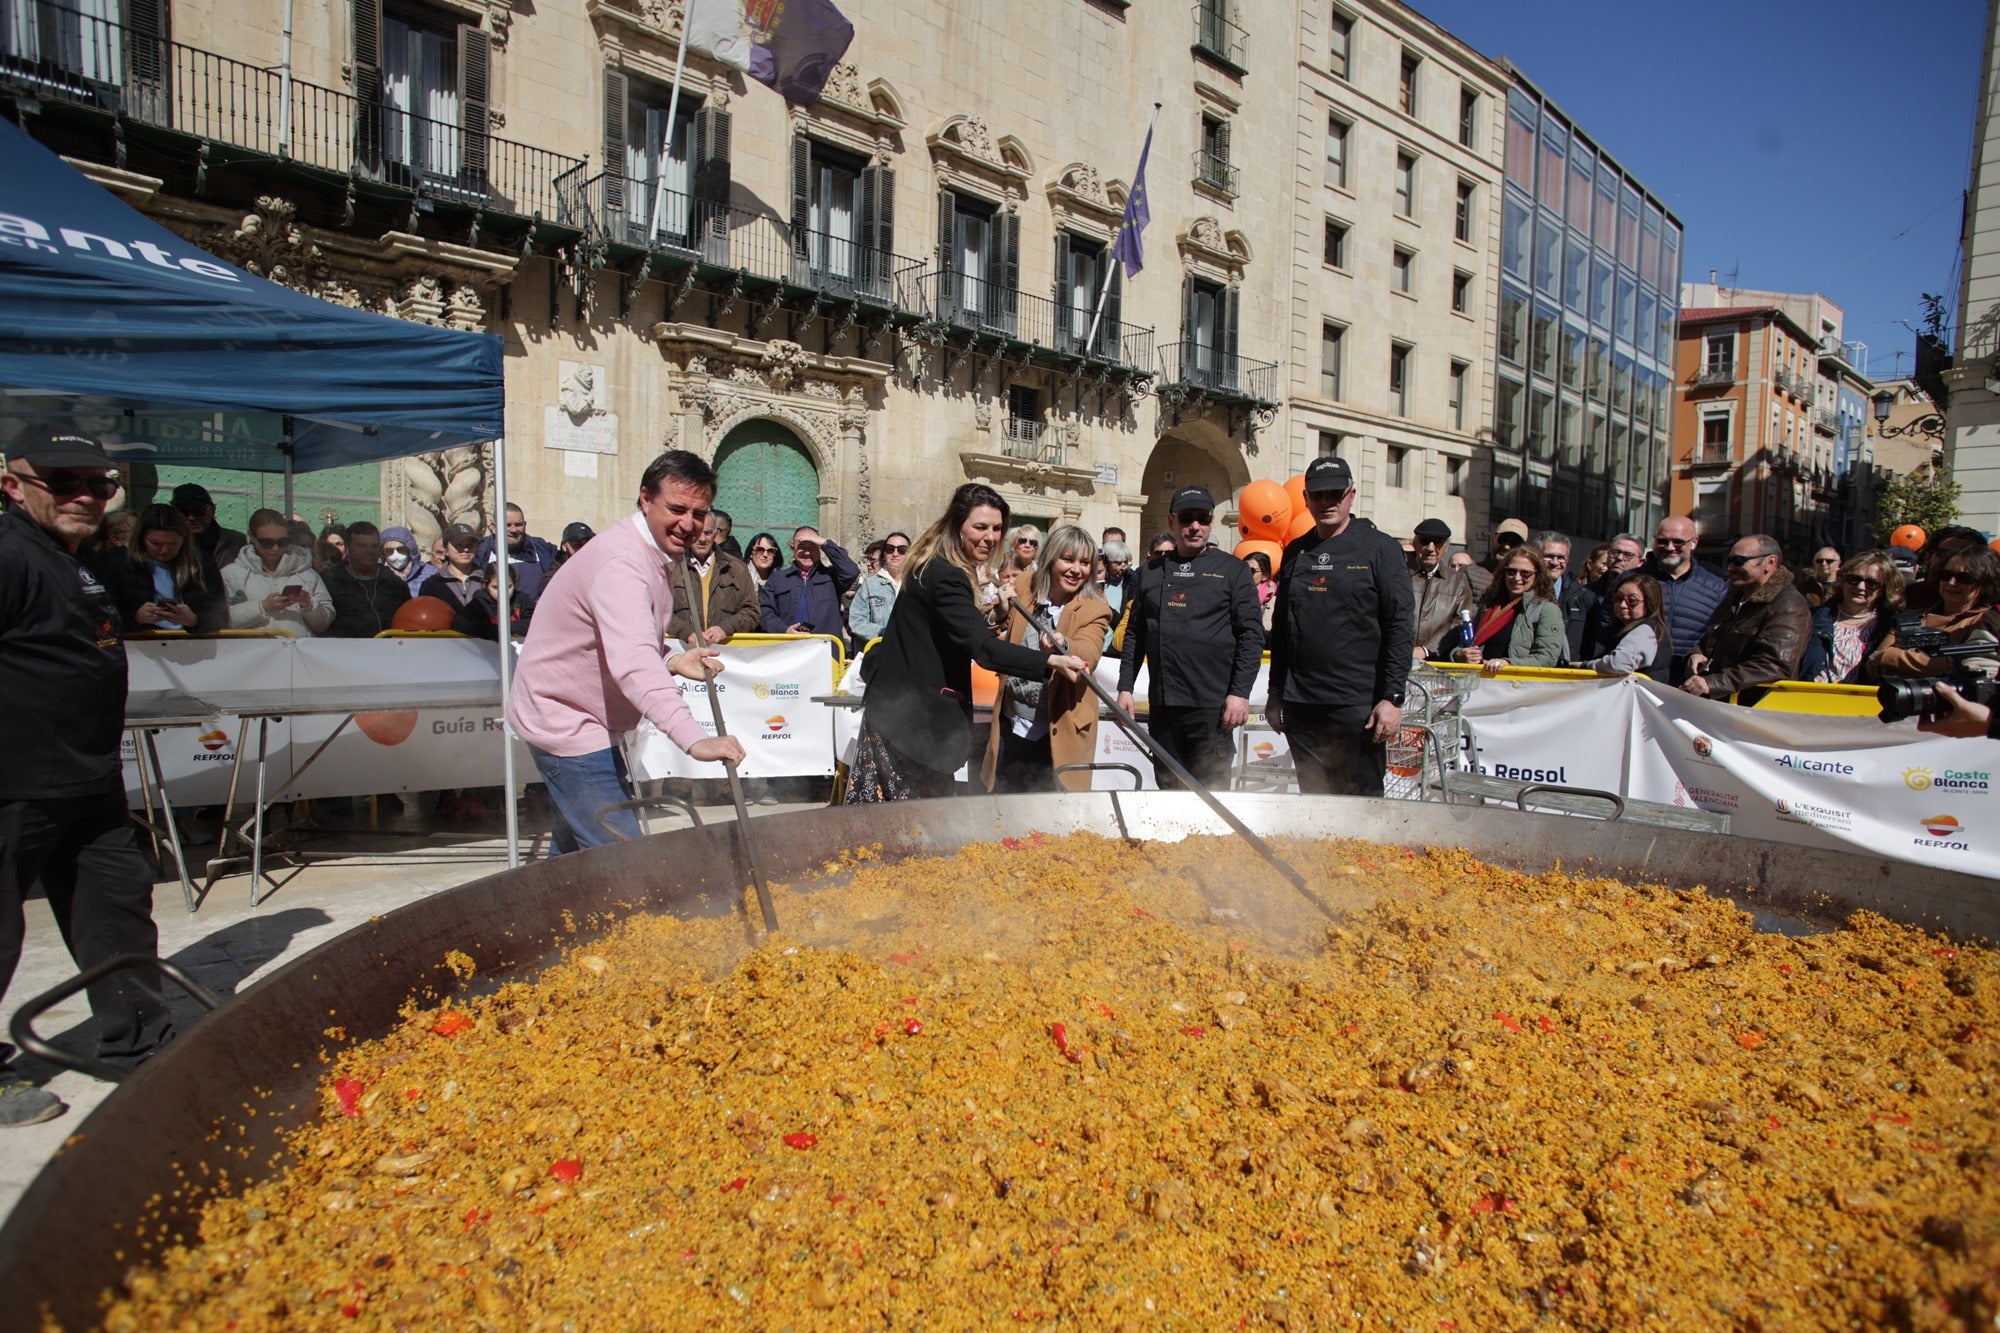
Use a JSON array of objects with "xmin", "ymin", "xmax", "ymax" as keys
[
  {"xmin": 1221, "ymin": 286, "xmax": 1241, "ymax": 384},
  {"xmin": 1100, "ymin": 262, "xmax": 1123, "ymax": 359},
  {"xmin": 1180, "ymin": 275, "xmax": 1193, "ymax": 342},
  {"xmin": 858, "ymin": 164, "xmax": 893, "ymax": 293},
  {"xmin": 354, "ymin": 0, "xmax": 383, "ymax": 167},
  {"xmin": 998, "ymin": 209, "xmax": 1020, "ymax": 330},
  {"xmin": 1051, "ymin": 231, "xmax": 1070, "ymax": 348},
  {"xmin": 790, "ymin": 133, "xmax": 811, "ymax": 261},
  {"xmin": 935, "ymin": 191, "xmax": 956, "ymax": 316},
  {"xmin": 695, "ymin": 105, "xmax": 732, "ymax": 239},
  {"xmin": 456, "ymin": 26, "xmax": 491, "ymax": 190},
  {"xmin": 126, "ymin": 0, "xmax": 167, "ymax": 106},
  {"xmin": 602, "ymin": 69, "xmax": 627, "ymax": 214},
  {"xmin": 1215, "ymin": 119, "xmax": 1231, "ymax": 167}
]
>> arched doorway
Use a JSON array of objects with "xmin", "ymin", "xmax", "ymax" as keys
[
  {"xmin": 713, "ymin": 420, "xmax": 820, "ymax": 550},
  {"xmin": 1138, "ymin": 428, "xmax": 1244, "ymax": 546}
]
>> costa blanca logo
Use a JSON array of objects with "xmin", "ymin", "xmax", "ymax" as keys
[
  {"xmin": 752, "ymin": 681, "xmax": 803, "ymax": 701},
  {"xmin": 1921, "ymin": 813, "xmax": 1961, "ymax": 840},
  {"xmin": 1904, "ymin": 765, "xmax": 1989, "ymax": 794},
  {"xmin": 198, "ymin": 730, "xmax": 228, "ymax": 752}
]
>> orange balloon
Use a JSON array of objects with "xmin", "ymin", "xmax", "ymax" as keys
[
  {"xmin": 1286, "ymin": 509, "xmax": 1317, "ymax": 542},
  {"xmin": 1237, "ymin": 480, "xmax": 1292, "ymax": 539},
  {"xmin": 1283, "ymin": 474, "xmax": 1308, "ymax": 520},
  {"xmin": 969, "ymin": 662, "xmax": 999, "ymax": 709},
  {"xmin": 356, "ymin": 711, "xmax": 419, "ymax": 746},
  {"xmin": 1890, "ymin": 524, "xmax": 1926, "ymax": 552},
  {"xmin": 1233, "ymin": 538, "xmax": 1283, "ymax": 570},
  {"xmin": 392, "ymin": 596, "xmax": 457, "ymax": 631},
  {"xmin": 1989, "ymin": 537, "xmax": 2000, "ymax": 555}
]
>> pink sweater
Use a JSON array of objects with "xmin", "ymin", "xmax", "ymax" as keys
[{"xmin": 506, "ymin": 513, "xmax": 708, "ymax": 756}]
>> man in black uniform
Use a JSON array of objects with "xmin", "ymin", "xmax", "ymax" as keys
[
  {"xmin": 1115, "ymin": 485, "xmax": 1263, "ymax": 787},
  {"xmin": 1, "ymin": 429, "xmax": 176, "ymax": 1126},
  {"xmin": 1266, "ymin": 456, "xmax": 1415, "ymax": 796}
]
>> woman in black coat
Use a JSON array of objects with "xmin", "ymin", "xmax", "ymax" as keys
[
  {"xmin": 845, "ymin": 483, "xmax": 1088, "ymax": 802},
  {"xmin": 100, "ymin": 503, "xmax": 226, "ymax": 633}
]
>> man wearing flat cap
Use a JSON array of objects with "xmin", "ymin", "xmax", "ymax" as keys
[
  {"xmin": 0, "ymin": 428, "xmax": 177, "ymax": 1127},
  {"xmin": 1408, "ymin": 517, "xmax": 1475, "ymax": 659},
  {"xmin": 1266, "ymin": 456, "xmax": 1415, "ymax": 796},
  {"xmin": 1116, "ymin": 484, "xmax": 1264, "ymax": 788}
]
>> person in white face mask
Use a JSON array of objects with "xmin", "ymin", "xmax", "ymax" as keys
[{"xmin": 380, "ymin": 525, "xmax": 437, "ymax": 598}]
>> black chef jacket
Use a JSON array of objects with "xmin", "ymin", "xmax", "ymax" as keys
[
  {"xmin": 1115, "ymin": 544, "xmax": 1263, "ymax": 709},
  {"xmin": 1267, "ymin": 516, "xmax": 1415, "ymax": 711},
  {"xmin": 0, "ymin": 504, "xmax": 128, "ymax": 799}
]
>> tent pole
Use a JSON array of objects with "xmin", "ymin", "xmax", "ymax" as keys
[
  {"xmin": 280, "ymin": 424, "xmax": 295, "ymax": 518},
  {"xmin": 493, "ymin": 437, "xmax": 520, "ymax": 868}
]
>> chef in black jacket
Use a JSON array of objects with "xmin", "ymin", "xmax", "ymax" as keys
[
  {"xmin": 1115, "ymin": 485, "xmax": 1264, "ymax": 788},
  {"xmin": 0, "ymin": 429, "xmax": 176, "ymax": 1127},
  {"xmin": 1266, "ymin": 456, "xmax": 1415, "ymax": 796}
]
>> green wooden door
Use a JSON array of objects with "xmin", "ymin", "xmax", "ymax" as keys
[
  {"xmin": 125, "ymin": 462, "xmax": 383, "ymax": 532},
  {"xmin": 713, "ymin": 421, "xmax": 820, "ymax": 546}
]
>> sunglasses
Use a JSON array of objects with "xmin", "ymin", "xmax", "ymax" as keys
[
  {"xmin": 1176, "ymin": 512, "xmax": 1213, "ymax": 524},
  {"xmin": 253, "ymin": 535, "xmax": 290, "ymax": 549},
  {"xmin": 1413, "ymin": 537, "xmax": 1444, "ymax": 547},
  {"xmin": 1940, "ymin": 570, "xmax": 1979, "ymax": 585},
  {"xmin": 1654, "ymin": 537, "xmax": 1692, "ymax": 547},
  {"xmin": 1725, "ymin": 553, "xmax": 1772, "ymax": 567},
  {"xmin": 1017, "ymin": 538, "xmax": 1039, "ymax": 547},
  {"xmin": 885, "ymin": 542, "xmax": 909, "ymax": 553},
  {"xmin": 18, "ymin": 471, "xmax": 120, "ymax": 501},
  {"xmin": 751, "ymin": 545, "xmax": 779, "ymax": 556},
  {"xmin": 1503, "ymin": 566, "xmax": 1537, "ymax": 578},
  {"xmin": 1841, "ymin": 575, "xmax": 1880, "ymax": 589}
]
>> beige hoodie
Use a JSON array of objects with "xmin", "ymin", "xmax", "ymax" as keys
[{"xmin": 223, "ymin": 543, "xmax": 334, "ymax": 635}]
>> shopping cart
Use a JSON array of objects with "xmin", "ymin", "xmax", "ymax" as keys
[{"xmin": 1383, "ymin": 662, "xmax": 1477, "ymax": 801}]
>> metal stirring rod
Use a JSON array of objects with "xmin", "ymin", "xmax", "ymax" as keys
[{"xmin": 681, "ymin": 564, "xmax": 779, "ymax": 933}]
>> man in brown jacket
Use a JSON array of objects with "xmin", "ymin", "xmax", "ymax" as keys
[
  {"xmin": 1408, "ymin": 517, "xmax": 1475, "ymax": 658},
  {"xmin": 669, "ymin": 512, "xmax": 761, "ymax": 643},
  {"xmin": 1682, "ymin": 534, "xmax": 1812, "ymax": 704}
]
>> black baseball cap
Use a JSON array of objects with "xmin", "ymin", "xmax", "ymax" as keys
[
  {"xmin": 1414, "ymin": 518, "xmax": 1452, "ymax": 544},
  {"xmin": 443, "ymin": 522, "xmax": 479, "ymax": 546},
  {"xmin": 170, "ymin": 482, "xmax": 214, "ymax": 509},
  {"xmin": 1169, "ymin": 485, "xmax": 1215, "ymax": 516},
  {"xmin": 11, "ymin": 426, "xmax": 112, "ymax": 470},
  {"xmin": 561, "ymin": 521, "xmax": 595, "ymax": 546},
  {"xmin": 1304, "ymin": 456, "xmax": 1354, "ymax": 495}
]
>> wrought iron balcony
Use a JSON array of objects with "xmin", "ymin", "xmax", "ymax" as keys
[
  {"xmin": 1811, "ymin": 406, "xmax": 1838, "ymax": 435},
  {"xmin": 1690, "ymin": 443, "xmax": 1731, "ymax": 468},
  {"xmin": 1692, "ymin": 364, "xmax": 1734, "ymax": 389},
  {"xmin": 1155, "ymin": 340, "xmax": 1278, "ymax": 401},
  {"xmin": 1001, "ymin": 416, "xmax": 1058, "ymax": 464},
  {"xmin": 1192, "ymin": 149, "xmax": 1238, "ymax": 197},
  {"xmin": 1, "ymin": 2, "xmax": 582, "ymax": 222},
  {"xmin": 1192, "ymin": 0, "xmax": 1248, "ymax": 71},
  {"xmin": 907, "ymin": 268, "xmax": 1156, "ymax": 372}
]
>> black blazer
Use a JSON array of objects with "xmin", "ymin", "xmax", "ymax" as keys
[
  {"xmin": 97, "ymin": 548, "xmax": 226, "ymax": 633},
  {"xmin": 860, "ymin": 559, "xmax": 1052, "ymax": 774}
]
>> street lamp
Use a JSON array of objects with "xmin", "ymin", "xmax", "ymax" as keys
[{"xmin": 1871, "ymin": 389, "xmax": 1944, "ymax": 442}]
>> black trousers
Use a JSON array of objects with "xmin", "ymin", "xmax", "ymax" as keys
[
  {"xmin": 0, "ymin": 791, "xmax": 175, "ymax": 1064},
  {"xmin": 992, "ymin": 729, "xmax": 1058, "ymax": 794},
  {"xmin": 1280, "ymin": 703, "xmax": 1387, "ymax": 797},
  {"xmin": 1146, "ymin": 705, "xmax": 1236, "ymax": 790}
]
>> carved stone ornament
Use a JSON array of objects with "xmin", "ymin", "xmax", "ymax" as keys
[
  {"xmin": 928, "ymin": 114, "xmax": 1034, "ymax": 200},
  {"xmin": 973, "ymin": 398, "xmax": 993, "ymax": 432},
  {"xmin": 1177, "ymin": 216, "xmax": 1251, "ymax": 283},
  {"xmin": 560, "ymin": 364, "xmax": 602, "ymax": 421},
  {"xmin": 205, "ymin": 196, "xmax": 366, "ymax": 308},
  {"xmin": 1047, "ymin": 163, "xmax": 1124, "ymax": 237},
  {"xmin": 760, "ymin": 339, "xmax": 809, "ymax": 393},
  {"xmin": 820, "ymin": 62, "xmax": 865, "ymax": 111}
]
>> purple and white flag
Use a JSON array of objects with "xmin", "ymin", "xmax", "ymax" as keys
[{"xmin": 687, "ymin": 0, "xmax": 855, "ymax": 106}]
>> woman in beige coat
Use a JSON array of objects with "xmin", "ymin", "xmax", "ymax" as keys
[{"xmin": 982, "ymin": 525, "xmax": 1114, "ymax": 793}]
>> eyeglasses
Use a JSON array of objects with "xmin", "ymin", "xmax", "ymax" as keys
[
  {"xmin": 885, "ymin": 542, "xmax": 909, "ymax": 553},
  {"xmin": 1841, "ymin": 575, "xmax": 1880, "ymax": 589},
  {"xmin": 1725, "ymin": 553, "xmax": 1773, "ymax": 567},
  {"xmin": 1016, "ymin": 538, "xmax": 1039, "ymax": 548},
  {"xmin": 17, "ymin": 471, "xmax": 120, "ymax": 501},
  {"xmin": 751, "ymin": 545, "xmax": 779, "ymax": 556},
  {"xmin": 1940, "ymin": 570, "xmax": 1979, "ymax": 585},
  {"xmin": 253, "ymin": 535, "xmax": 289, "ymax": 549},
  {"xmin": 1542, "ymin": 552, "xmax": 1568, "ymax": 564},
  {"xmin": 1413, "ymin": 538, "xmax": 1444, "ymax": 548},
  {"xmin": 1654, "ymin": 537, "xmax": 1692, "ymax": 547},
  {"xmin": 1176, "ymin": 512, "xmax": 1212, "ymax": 525},
  {"xmin": 1503, "ymin": 566, "xmax": 1536, "ymax": 579}
]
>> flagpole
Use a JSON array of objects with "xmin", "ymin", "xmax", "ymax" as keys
[
  {"xmin": 648, "ymin": 12, "xmax": 695, "ymax": 242},
  {"xmin": 1083, "ymin": 102, "xmax": 1160, "ymax": 358}
]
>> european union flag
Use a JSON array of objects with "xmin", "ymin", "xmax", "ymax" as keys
[{"xmin": 1112, "ymin": 123, "xmax": 1153, "ymax": 280}]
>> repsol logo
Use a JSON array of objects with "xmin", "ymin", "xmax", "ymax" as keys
[
  {"xmin": 1486, "ymin": 763, "xmax": 1566, "ymax": 783},
  {"xmin": 759, "ymin": 714, "xmax": 791, "ymax": 741},
  {"xmin": 1773, "ymin": 754, "xmax": 1854, "ymax": 777}
]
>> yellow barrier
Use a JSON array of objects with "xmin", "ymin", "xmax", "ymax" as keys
[
  {"xmin": 373, "ymin": 629, "xmax": 472, "ymax": 639},
  {"xmin": 127, "ymin": 627, "xmax": 297, "ymax": 639},
  {"xmin": 1739, "ymin": 680, "xmax": 1880, "ymax": 716},
  {"xmin": 729, "ymin": 632, "xmax": 848, "ymax": 673}
]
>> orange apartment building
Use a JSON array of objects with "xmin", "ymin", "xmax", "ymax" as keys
[{"xmin": 1673, "ymin": 305, "xmax": 1845, "ymax": 558}]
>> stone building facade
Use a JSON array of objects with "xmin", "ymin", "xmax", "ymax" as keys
[{"xmin": 2, "ymin": 0, "xmax": 1607, "ymax": 551}]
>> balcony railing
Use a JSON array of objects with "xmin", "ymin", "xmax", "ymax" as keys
[
  {"xmin": 0, "ymin": 2, "xmax": 582, "ymax": 221},
  {"xmin": 1155, "ymin": 340, "xmax": 1278, "ymax": 400},
  {"xmin": 1001, "ymin": 416, "xmax": 1058, "ymax": 464},
  {"xmin": 1811, "ymin": 406, "xmax": 1838, "ymax": 434},
  {"xmin": 1192, "ymin": 149, "xmax": 1239, "ymax": 197},
  {"xmin": 909, "ymin": 268, "xmax": 1156, "ymax": 370},
  {"xmin": 1692, "ymin": 443, "xmax": 1731, "ymax": 467},
  {"xmin": 1693, "ymin": 364, "xmax": 1734, "ymax": 388},
  {"xmin": 1192, "ymin": 0, "xmax": 1248, "ymax": 69}
]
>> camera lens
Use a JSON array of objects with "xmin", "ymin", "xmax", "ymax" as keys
[{"xmin": 1877, "ymin": 677, "xmax": 1943, "ymax": 724}]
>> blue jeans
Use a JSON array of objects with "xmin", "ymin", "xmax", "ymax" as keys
[{"xmin": 529, "ymin": 745, "xmax": 639, "ymax": 855}]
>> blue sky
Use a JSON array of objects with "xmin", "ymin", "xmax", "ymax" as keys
[{"xmin": 1413, "ymin": 0, "xmax": 1989, "ymax": 381}]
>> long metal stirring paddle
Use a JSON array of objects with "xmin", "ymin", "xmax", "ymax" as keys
[
  {"xmin": 682, "ymin": 564, "xmax": 779, "ymax": 932},
  {"xmin": 1013, "ymin": 601, "xmax": 1334, "ymax": 920}
]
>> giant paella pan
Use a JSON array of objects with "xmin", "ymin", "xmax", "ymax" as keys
[{"xmin": 2, "ymin": 793, "xmax": 1997, "ymax": 1331}]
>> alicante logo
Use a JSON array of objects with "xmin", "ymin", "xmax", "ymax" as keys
[
  {"xmin": 1921, "ymin": 814, "xmax": 1961, "ymax": 840},
  {"xmin": 198, "ymin": 730, "xmax": 228, "ymax": 752}
]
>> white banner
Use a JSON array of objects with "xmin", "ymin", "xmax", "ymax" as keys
[
  {"xmin": 1455, "ymin": 674, "xmax": 1636, "ymax": 795},
  {"xmin": 625, "ymin": 638, "xmax": 839, "ymax": 779}
]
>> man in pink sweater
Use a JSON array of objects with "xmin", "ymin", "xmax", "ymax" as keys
[{"xmin": 507, "ymin": 450, "xmax": 745, "ymax": 852}]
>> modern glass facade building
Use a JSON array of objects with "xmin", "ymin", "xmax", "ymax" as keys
[{"xmin": 1490, "ymin": 69, "xmax": 1682, "ymax": 542}]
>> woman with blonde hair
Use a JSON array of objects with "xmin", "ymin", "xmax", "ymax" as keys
[
  {"xmin": 999, "ymin": 524, "xmax": 1042, "ymax": 580},
  {"xmin": 847, "ymin": 485, "xmax": 1088, "ymax": 803},
  {"xmin": 983, "ymin": 525, "xmax": 1114, "ymax": 793}
]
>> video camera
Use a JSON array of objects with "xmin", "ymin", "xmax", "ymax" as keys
[{"xmin": 1876, "ymin": 619, "xmax": 2000, "ymax": 723}]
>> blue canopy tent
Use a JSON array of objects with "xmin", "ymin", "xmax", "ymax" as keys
[{"xmin": 0, "ymin": 117, "xmax": 525, "ymax": 864}]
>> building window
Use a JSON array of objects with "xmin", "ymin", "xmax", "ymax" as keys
[
  {"xmin": 1498, "ymin": 285, "xmax": 1526, "ymax": 365},
  {"xmin": 1184, "ymin": 277, "xmax": 1238, "ymax": 389},
  {"xmin": 1056, "ymin": 232, "xmax": 1117, "ymax": 355},
  {"xmin": 804, "ymin": 140, "xmax": 867, "ymax": 284},
  {"xmin": 619, "ymin": 79, "xmax": 696, "ymax": 242},
  {"xmin": 939, "ymin": 192, "xmax": 1019, "ymax": 334},
  {"xmin": 1386, "ymin": 444, "xmax": 1410, "ymax": 488},
  {"xmin": 1320, "ymin": 322, "xmax": 1345, "ymax": 399},
  {"xmin": 1454, "ymin": 180, "xmax": 1474, "ymax": 243},
  {"xmin": 1006, "ymin": 384, "xmax": 1043, "ymax": 455},
  {"xmin": 1449, "ymin": 360, "xmax": 1468, "ymax": 430},
  {"xmin": 1392, "ymin": 247, "xmax": 1414, "ymax": 294},
  {"xmin": 1328, "ymin": 10, "xmax": 1351, "ymax": 78},
  {"xmin": 1451, "ymin": 269, "xmax": 1471, "ymax": 314},
  {"xmin": 1198, "ymin": 114, "xmax": 1233, "ymax": 193},
  {"xmin": 1389, "ymin": 342, "xmax": 1411, "ymax": 417},
  {"xmin": 1458, "ymin": 86, "xmax": 1479, "ymax": 149},
  {"xmin": 1704, "ymin": 333, "xmax": 1733, "ymax": 375},
  {"xmin": 1501, "ymin": 194, "xmax": 1529, "ymax": 278},
  {"xmin": 1399, "ymin": 50, "xmax": 1421, "ymax": 117},
  {"xmin": 1325, "ymin": 115, "xmax": 1349, "ymax": 190},
  {"xmin": 1496, "ymin": 376, "xmax": 1525, "ymax": 449},
  {"xmin": 1394, "ymin": 152, "xmax": 1416, "ymax": 218},
  {"xmin": 1701, "ymin": 414, "xmax": 1730, "ymax": 457},
  {"xmin": 1445, "ymin": 454, "xmax": 1466, "ymax": 496},
  {"xmin": 1323, "ymin": 217, "xmax": 1348, "ymax": 268},
  {"xmin": 1318, "ymin": 430, "xmax": 1344, "ymax": 458}
]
